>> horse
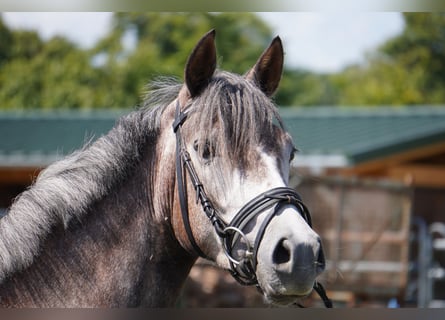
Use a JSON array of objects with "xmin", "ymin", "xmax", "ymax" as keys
[{"xmin": 0, "ymin": 30, "xmax": 329, "ymax": 307}]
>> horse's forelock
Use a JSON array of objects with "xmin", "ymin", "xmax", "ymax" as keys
[{"xmin": 190, "ymin": 71, "xmax": 282, "ymax": 167}]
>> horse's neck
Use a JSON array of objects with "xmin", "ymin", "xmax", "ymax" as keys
[{"xmin": 0, "ymin": 157, "xmax": 195, "ymax": 307}]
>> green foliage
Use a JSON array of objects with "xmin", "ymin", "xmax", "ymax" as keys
[
  {"xmin": 0, "ymin": 17, "xmax": 13, "ymax": 66},
  {"xmin": 275, "ymin": 70, "xmax": 337, "ymax": 106},
  {"xmin": 95, "ymin": 12, "xmax": 274, "ymax": 107},
  {"xmin": 0, "ymin": 33, "xmax": 109, "ymax": 109},
  {"xmin": 277, "ymin": 13, "xmax": 445, "ymax": 107},
  {"xmin": 0, "ymin": 13, "xmax": 273, "ymax": 110},
  {"xmin": 381, "ymin": 13, "xmax": 445, "ymax": 104},
  {"xmin": 1, "ymin": 13, "xmax": 445, "ymax": 109},
  {"xmin": 329, "ymin": 13, "xmax": 445, "ymax": 106}
]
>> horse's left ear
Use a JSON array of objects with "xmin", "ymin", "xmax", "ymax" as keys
[
  {"xmin": 245, "ymin": 36, "xmax": 284, "ymax": 97},
  {"xmin": 184, "ymin": 29, "xmax": 217, "ymax": 98}
]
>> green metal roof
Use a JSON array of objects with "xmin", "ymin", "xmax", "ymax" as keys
[
  {"xmin": 1, "ymin": 107, "xmax": 445, "ymax": 167},
  {"xmin": 281, "ymin": 106, "xmax": 445, "ymax": 165},
  {"xmin": 0, "ymin": 110, "xmax": 126, "ymax": 167}
]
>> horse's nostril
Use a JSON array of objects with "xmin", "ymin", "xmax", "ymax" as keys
[
  {"xmin": 316, "ymin": 240, "xmax": 326, "ymax": 271},
  {"xmin": 273, "ymin": 239, "xmax": 291, "ymax": 265}
]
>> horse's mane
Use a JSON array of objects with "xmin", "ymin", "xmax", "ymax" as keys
[
  {"xmin": 0, "ymin": 78, "xmax": 181, "ymax": 281},
  {"xmin": 0, "ymin": 71, "xmax": 282, "ymax": 281}
]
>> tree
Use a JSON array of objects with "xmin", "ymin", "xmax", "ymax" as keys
[
  {"xmin": 92, "ymin": 12, "xmax": 274, "ymax": 108},
  {"xmin": 0, "ymin": 13, "xmax": 275, "ymax": 110},
  {"xmin": 0, "ymin": 29, "xmax": 45, "ymax": 109},
  {"xmin": 329, "ymin": 13, "xmax": 445, "ymax": 106},
  {"xmin": 380, "ymin": 13, "xmax": 445, "ymax": 104},
  {"xmin": 0, "ymin": 31, "xmax": 108, "ymax": 109},
  {"xmin": 276, "ymin": 13, "xmax": 445, "ymax": 107},
  {"xmin": 0, "ymin": 15, "xmax": 13, "ymax": 66},
  {"xmin": 275, "ymin": 70, "xmax": 338, "ymax": 106},
  {"xmin": 3, "ymin": 13, "xmax": 444, "ymax": 109}
]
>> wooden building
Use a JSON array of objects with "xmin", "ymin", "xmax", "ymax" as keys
[
  {"xmin": 2, "ymin": 106, "xmax": 445, "ymax": 218},
  {"xmin": 0, "ymin": 110, "xmax": 125, "ymax": 214},
  {"xmin": 1, "ymin": 106, "xmax": 445, "ymax": 306},
  {"xmin": 281, "ymin": 106, "xmax": 445, "ymax": 306},
  {"xmin": 283, "ymin": 106, "xmax": 445, "ymax": 225}
]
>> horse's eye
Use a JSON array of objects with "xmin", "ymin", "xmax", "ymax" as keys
[
  {"xmin": 289, "ymin": 147, "xmax": 297, "ymax": 162},
  {"xmin": 193, "ymin": 140, "xmax": 214, "ymax": 160}
]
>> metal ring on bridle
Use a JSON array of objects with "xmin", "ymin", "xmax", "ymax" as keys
[{"xmin": 222, "ymin": 226, "xmax": 253, "ymax": 265}]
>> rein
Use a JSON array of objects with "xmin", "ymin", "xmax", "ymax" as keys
[{"xmin": 172, "ymin": 100, "xmax": 332, "ymax": 308}]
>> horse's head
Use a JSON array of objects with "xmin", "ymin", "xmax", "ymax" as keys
[{"xmin": 168, "ymin": 30, "xmax": 325, "ymax": 306}]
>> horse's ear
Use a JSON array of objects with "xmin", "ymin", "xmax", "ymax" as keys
[
  {"xmin": 184, "ymin": 29, "xmax": 217, "ymax": 98},
  {"xmin": 245, "ymin": 36, "xmax": 284, "ymax": 97}
]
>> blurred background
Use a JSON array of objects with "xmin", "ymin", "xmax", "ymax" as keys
[{"xmin": 1, "ymin": 12, "xmax": 445, "ymax": 307}]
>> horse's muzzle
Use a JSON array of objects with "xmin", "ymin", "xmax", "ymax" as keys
[{"xmin": 255, "ymin": 206, "xmax": 326, "ymax": 304}]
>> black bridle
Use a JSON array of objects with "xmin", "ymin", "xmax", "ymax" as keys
[{"xmin": 172, "ymin": 100, "xmax": 332, "ymax": 308}]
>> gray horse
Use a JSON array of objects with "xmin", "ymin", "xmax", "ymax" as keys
[{"xmin": 0, "ymin": 30, "xmax": 325, "ymax": 307}]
